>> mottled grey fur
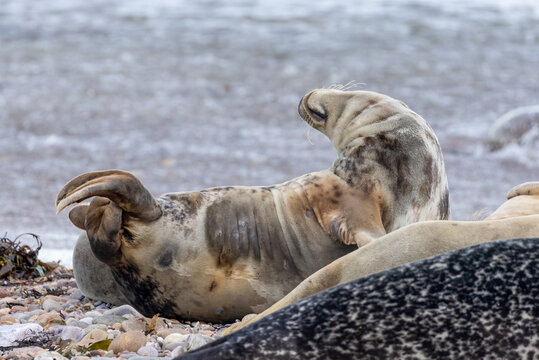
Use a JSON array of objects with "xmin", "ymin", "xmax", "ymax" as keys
[{"xmin": 179, "ymin": 238, "xmax": 538, "ymax": 360}]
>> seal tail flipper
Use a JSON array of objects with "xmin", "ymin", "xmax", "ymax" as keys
[
  {"xmin": 56, "ymin": 169, "xmax": 162, "ymax": 221},
  {"xmin": 507, "ymin": 181, "xmax": 539, "ymax": 199}
]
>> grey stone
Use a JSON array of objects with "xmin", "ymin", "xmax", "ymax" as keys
[
  {"xmin": 107, "ymin": 329, "xmax": 122, "ymax": 339},
  {"xmin": 137, "ymin": 345, "xmax": 159, "ymax": 356},
  {"xmin": 104, "ymin": 304, "xmax": 142, "ymax": 317},
  {"xmin": 79, "ymin": 317, "xmax": 93, "ymax": 325},
  {"xmin": 69, "ymin": 289, "xmax": 85, "ymax": 300},
  {"xmin": 120, "ymin": 354, "xmax": 138, "ymax": 359},
  {"xmin": 164, "ymin": 340, "xmax": 188, "ymax": 352},
  {"xmin": 34, "ymin": 351, "xmax": 68, "ymax": 360},
  {"xmin": 93, "ymin": 314, "xmax": 126, "ymax": 326},
  {"xmin": 10, "ymin": 309, "xmax": 44, "ymax": 321},
  {"xmin": 163, "ymin": 333, "xmax": 188, "ymax": 348},
  {"xmin": 0, "ymin": 323, "xmax": 47, "ymax": 347},
  {"xmin": 72, "ymin": 233, "xmax": 129, "ymax": 305},
  {"xmin": 47, "ymin": 325, "xmax": 66, "ymax": 336},
  {"xmin": 85, "ymin": 310, "xmax": 104, "ymax": 318},
  {"xmin": 65, "ymin": 318, "xmax": 89, "ymax": 329},
  {"xmin": 83, "ymin": 324, "xmax": 108, "ymax": 333},
  {"xmin": 42, "ymin": 299, "xmax": 62, "ymax": 312},
  {"xmin": 60, "ymin": 325, "xmax": 86, "ymax": 342},
  {"xmin": 57, "ymin": 279, "xmax": 77, "ymax": 288},
  {"xmin": 186, "ymin": 334, "xmax": 209, "ymax": 351},
  {"xmin": 170, "ymin": 344, "xmax": 187, "ymax": 358}
]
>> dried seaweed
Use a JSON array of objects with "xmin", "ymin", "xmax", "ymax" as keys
[{"xmin": 0, "ymin": 233, "xmax": 56, "ymax": 280}]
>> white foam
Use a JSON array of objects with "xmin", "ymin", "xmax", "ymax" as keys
[{"xmin": 39, "ymin": 248, "xmax": 73, "ymax": 268}]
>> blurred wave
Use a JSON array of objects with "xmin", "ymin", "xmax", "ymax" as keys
[{"xmin": 1, "ymin": 0, "xmax": 538, "ymax": 265}]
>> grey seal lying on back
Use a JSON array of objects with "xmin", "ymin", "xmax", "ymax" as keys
[{"xmin": 56, "ymin": 89, "xmax": 449, "ymax": 322}]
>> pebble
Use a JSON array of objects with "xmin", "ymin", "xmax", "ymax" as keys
[
  {"xmin": 156, "ymin": 327, "xmax": 190, "ymax": 338},
  {"xmin": 57, "ymin": 279, "xmax": 78, "ymax": 288},
  {"xmin": 186, "ymin": 334, "xmax": 209, "ymax": 351},
  {"xmin": 0, "ymin": 308, "xmax": 10, "ymax": 316},
  {"xmin": 35, "ymin": 351, "xmax": 68, "ymax": 360},
  {"xmin": 11, "ymin": 309, "xmax": 44, "ymax": 322},
  {"xmin": 137, "ymin": 345, "xmax": 159, "ymax": 356},
  {"xmin": 163, "ymin": 341, "xmax": 188, "ymax": 352},
  {"xmin": 0, "ymin": 315, "xmax": 19, "ymax": 325},
  {"xmin": 0, "ymin": 288, "xmax": 11, "ymax": 298},
  {"xmin": 47, "ymin": 325, "xmax": 66, "ymax": 337},
  {"xmin": 66, "ymin": 318, "xmax": 89, "ymax": 329},
  {"xmin": 121, "ymin": 318, "xmax": 146, "ymax": 332},
  {"xmin": 163, "ymin": 333, "xmax": 188, "ymax": 348},
  {"xmin": 44, "ymin": 295, "xmax": 68, "ymax": 303},
  {"xmin": 108, "ymin": 330, "xmax": 147, "ymax": 354},
  {"xmin": 60, "ymin": 325, "xmax": 86, "ymax": 342},
  {"xmin": 83, "ymin": 323, "xmax": 108, "ymax": 334},
  {"xmin": 36, "ymin": 312, "xmax": 65, "ymax": 330},
  {"xmin": 6, "ymin": 346, "xmax": 45, "ymax": 359},
  {"xmin": 80, "ymin": 317, "xmax": 94, "ymax": 325},
  {"xmin": 42, "ymin": 299, "xmax": 63, "ymax": 312},
  {"xmin": 85, "ymin": 310, "xmax": 105, "ymax": 318},
  {"xmin": 107, "ymin": 328, "xmax": 122, "ymax": 339},
  {"xmin": 93, "ymin": 314, "xmax": 127, "ymax": 326},
  {"xmin": 0, "ymin": 274, "xmax": 224, "ymax": 359},
  {"xmin": 103, "ymin": 304, "xmax": 142, "ymax": 317},
  {"xmin": 11, "ymin": 305, "xmax": 28, "ymax": 312},
  {"xmin": 70, "ymin": 289, "xmax": 85, "ymax": 300},
  {"xmin": 77, "ymin": 328, "xmax": 108, "ymax": 347},
  {"xmin": 170, "ymin": 345, "xmax": 187, "ymax": 358},
  {"xmin": 0, "ymin": 323, "xmax": 47, "ymax": 347}
]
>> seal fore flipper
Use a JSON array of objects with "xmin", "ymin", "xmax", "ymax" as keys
[{"xmin": 56, "ymin": 169, "xmax": 162, "ymax": 221}]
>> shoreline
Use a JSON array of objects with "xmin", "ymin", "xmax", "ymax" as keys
[{"xmin": 0, "ymin": 267, "xmax": 227, "ymax": 359}]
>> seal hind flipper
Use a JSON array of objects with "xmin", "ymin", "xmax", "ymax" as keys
[
  {"xmin": 56, "ymin": 169, "xmax": 161, "ymax": 221},
  {"xmin": 57, "ymin": 170, "xmax": 163, "ymax": 264},
  {"xmin": 68, "ymin": 203, "xmax": 89, "ymax": 230}
]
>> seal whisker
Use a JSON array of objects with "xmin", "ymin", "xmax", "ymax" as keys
[
  {"xmin": 324, "ymin": 81, "xmax": 365, "ymax": 91},
  {"xmin": 305, "ymin": 126, "xmax": 315, "ymax": 145}
]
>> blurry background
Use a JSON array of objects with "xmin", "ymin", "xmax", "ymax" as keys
[{"xmin": 1, "ymin": 0, "xmax": 538, "ymax": 266}]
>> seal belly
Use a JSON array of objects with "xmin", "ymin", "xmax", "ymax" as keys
[
  {"xmin": 204, "ymin": 187, "xmax": 299, "ymax": 273},
  {"xmin": 204, "ymin": 181, "xmax": 355, "ymax": 280}
]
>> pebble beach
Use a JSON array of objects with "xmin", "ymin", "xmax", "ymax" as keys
[{"xmin": 0, "ymin": 267, "xmax": 225, "ymax": 360}]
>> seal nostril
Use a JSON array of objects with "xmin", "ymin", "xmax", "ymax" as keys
[{"xmin": 298, "ymin": 97, "xmax": 305, "ymax": 114}]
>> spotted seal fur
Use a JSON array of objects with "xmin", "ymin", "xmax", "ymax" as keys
[
  {"xmin": 56, "ymin": 89, "xmax": 449, "ymax": 322},
  {"xmin": 181, "ymin": 238, "xmax": 538, "ymax": 359}
]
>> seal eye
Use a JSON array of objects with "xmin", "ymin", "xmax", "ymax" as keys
[{"xmin": 308, "ymin": 107, "xmax": 327, "ymax": 122}]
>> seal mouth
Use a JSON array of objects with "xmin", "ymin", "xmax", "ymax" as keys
[{"xmin": 298, "ymin": 92, "xmax": 328, "ymax": 127}]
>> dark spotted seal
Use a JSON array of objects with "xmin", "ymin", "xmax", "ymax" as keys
[
  {"xmin": 56, "ymin": 89, "xmax": 449, "ymax": 322},
  {"xmin": 181, "ymin": 238, "xmax": 539, "ymax": 360}
]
